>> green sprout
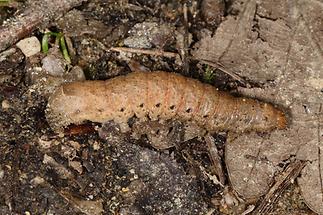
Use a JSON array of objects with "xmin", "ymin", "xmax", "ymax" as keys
[
  {"xmin": 41, "ymin": 33, "xmax": 51, "ymax": 54},
  {"xmin": 203, "ymin": 65, "xmax": 215, "ymax": 83},
  {"xmin": 0, "ymin": 0, "xmax": 11, "ymax": 7},
  {"xmin": 41, "ymin": 31, "xmax": 71, "ymax": 63}
]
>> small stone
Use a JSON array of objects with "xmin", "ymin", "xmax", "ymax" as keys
[
  {"xmin": 1, "ymin": 99, "xmax": 10, "ymax": 109},
  {"xmin": 16, "ymin": 36, "xmax": 41, "ymax": 57},
  {"xmin": 38, "ymin": 137, "xmax": 58, "ymax": 149},
  {"xmin": 41, "ymin": 50, "xmax": 66, "ymax": 76},
  {"xmin": 0, "ymin": 166, "xmax": 4, "ymax": 179},
  {"xmin": 0, "ymin": 74, "xmax": 12, "ymax": 84},
  {"xmin": 67, "ymin": 65, "xmax": 86, "ymax": 81},
  {"xmin": 124, "ymin": 22, "xmax": 175, "ymax": 49},
  {"xmin": 122, "ymin": 187, "xmax": 129, "ymax": 192},
  {"xmin": 31, "ymin": 176, "xmax": 45, "ymax": 185},
  {"xmin": 68, "ymin": 140, "xmax": 81, "ymax": 151},
  {"xmin": 92, "ymin": 141, "xmax": 100, "ymax": 150},
  {"xmin": 69, "ymin": 160, "xmax": 83, "ymax": 174}
]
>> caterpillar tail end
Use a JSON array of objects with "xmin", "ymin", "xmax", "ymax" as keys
[{"xmin": 262, "ymin": 103, "xmax": 288, "ymax": 131}]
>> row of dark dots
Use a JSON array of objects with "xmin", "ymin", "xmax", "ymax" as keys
[{"xmin": 118, "ymin": 103, "xmax": 209, "ymax": 118}]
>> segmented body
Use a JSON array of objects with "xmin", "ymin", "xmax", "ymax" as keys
[{"xmin": 46, "ymin": 71, "xmax": 287, "ymax": 132}]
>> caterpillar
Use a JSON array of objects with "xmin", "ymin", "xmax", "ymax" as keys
[{"xmin": 46, "ymin": 71, "xmax": 287, "ymax": 133}]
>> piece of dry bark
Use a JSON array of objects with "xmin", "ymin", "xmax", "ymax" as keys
[
  {"xmin": 0, "ymin": 0, "xmax": 87, "ymax": 52},
  {"xmin": 193, "ymin": 0, "xmax": 323, "ymax": 213},
  {"xmin": 193, "ymin": 0, "xmax": 293, "ymax": 83},
  {"xmin": 226, "ymin": 105, "xmax": 319, "ymax": 200}
]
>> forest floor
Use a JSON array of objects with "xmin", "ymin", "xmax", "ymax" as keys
[{"xmin": 0, "ymin": 0, "xmax": 322, "ymax": 214}]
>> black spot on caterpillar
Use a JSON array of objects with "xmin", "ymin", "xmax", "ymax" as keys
[{"xmin": 46, "ymin": 71, "xmax": 287, "ymax": 133}]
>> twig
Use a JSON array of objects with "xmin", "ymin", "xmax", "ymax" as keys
[
  {"xmin": 241, "ymin": 204, "xmax": 255, "ymax": 215},
  {"xmin": 181, "ymin": 3, "xmax": 190, "ymax": 75},
  {"xmin": 317, "ymin": 104, "xmax": 323, "ymax": 202},
  {"xmin": 110, "ymin": 46, "xmax": 179, "ymax": 58},
  {"xmin": 253, "ymin": 159, "xmax": 307, "ymax": 214},
  {"xmin": 0, "ymin": 0, "xmax": 87, "ymax": 52},
  {"xmin": 205, "ymin": 134, "xmax": 226, "ymax": 185},
  {"xmin": 111, "ymin": 46, "xmax": 248, "ymax": 86}
]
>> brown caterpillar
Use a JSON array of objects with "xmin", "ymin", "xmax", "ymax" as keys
[{"xmin": 46, "ymin": 71, "xmax": 287, "ymax": 133}]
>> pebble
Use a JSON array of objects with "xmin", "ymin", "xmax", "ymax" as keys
[
  {"xmin": 0, "ymin": 166, "xmax": 4, "ymax": 179},
  {"xmin": 1, "ymin": 99, "xmax": 10, "ymax": 109},
  {"xmin": 16, "ymin": 36, "xmax": 41, "ymax": 57}
]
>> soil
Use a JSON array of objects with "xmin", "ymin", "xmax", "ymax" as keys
[{"xmin": 0, "ymin": 0, "xmax": 322, "ymax": 214}]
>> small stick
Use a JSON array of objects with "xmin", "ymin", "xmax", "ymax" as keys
[
  {"xmin": 241, "ymin": 204, "xmax": 255, "ymax": 215},
  {"xmin": 317, "ymin": 104, "xmax": 323, "ymax": 202},
  {"xmin": 181, "ymin": 3, "xmax": 190, "ymax": 75},
  {"xmin": 111, "ymin": 46, "xmax": 247, "ymax": 86},
  {"xmin": 0, "ymin": 0, "xmax": 87, "ymax": 52},
  {"xmin": 205, "ymin": 134, "xmax": 226, "ymax": 185},
  {"xmin": 110, "ymin": 46, "xmax": 178, "ymax": 58},
  {"xmin": 253, "ymin": 159, "xmax": 307, "ymax": 214}
]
